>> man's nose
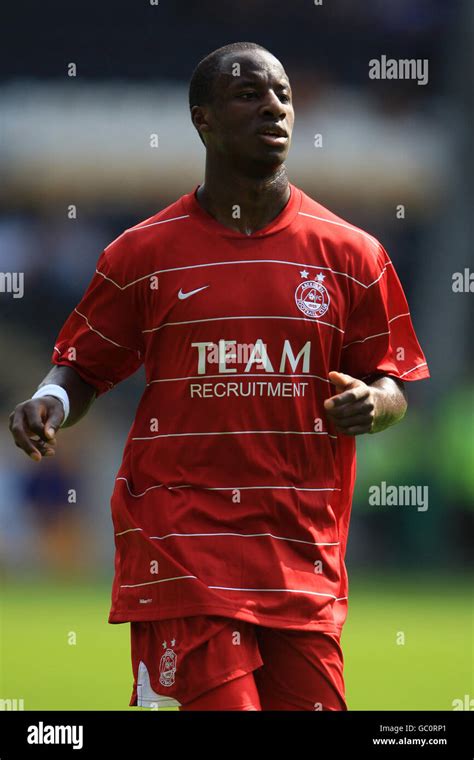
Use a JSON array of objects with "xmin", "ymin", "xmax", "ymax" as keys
[{"xmin": 259, "ymin": 90, "xmax": 286, "ymax": 119}]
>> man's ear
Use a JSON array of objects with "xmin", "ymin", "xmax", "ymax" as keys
[{"xmin": 191, "ymin": 105, "xmax": 211, "ymax": 145}]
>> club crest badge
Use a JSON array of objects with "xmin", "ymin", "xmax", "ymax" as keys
[
  {"xmin": 159, "ymin": 640, "xmax": 177, "ymax": 688},
  {"xmin": 295, "ymin": 274, "xmax": 330, "ymax": 318}
]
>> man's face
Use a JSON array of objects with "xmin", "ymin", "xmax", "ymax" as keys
[{"xmin": 195, "ymin": 49, "xmax": 295, "ymax": 169}]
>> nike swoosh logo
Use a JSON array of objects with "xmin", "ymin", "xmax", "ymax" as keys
[{"xmin": 178, "ymin": 285, "xmax": 209, "ymax": 300}]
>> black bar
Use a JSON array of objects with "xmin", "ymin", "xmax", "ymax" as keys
[{"xmin": 0, "ymin": 710, "xmax": 472, "ymax": 757}]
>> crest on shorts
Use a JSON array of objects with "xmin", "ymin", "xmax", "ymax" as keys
[
  {"xmin": 159, "ymin": 640, "xmax": 177, "ymax": 688},
  {"xmin": 295, "ymin": 273, "xmax": 330, "ymax": 318}
]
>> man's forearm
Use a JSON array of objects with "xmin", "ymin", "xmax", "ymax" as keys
[
  {"xmin": 367, "ymin": 375, "xmax": 407, "ymax": 434},
  {"xmin": 37, "ymin": 366, "xmax": 97, "ymax": 427}
]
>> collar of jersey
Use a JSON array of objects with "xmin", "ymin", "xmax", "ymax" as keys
[{"xmin": 182, "ymin": 182, "xmax": 302, "ymax": 238}]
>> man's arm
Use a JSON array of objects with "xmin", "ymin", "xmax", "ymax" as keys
[
  {"xmin": 323, "ymin": 370, "xmax": 407, "ymax": 436},
  {"xmin": 8, "ymin": 366, "xmax": 97, "ymax": 462}
]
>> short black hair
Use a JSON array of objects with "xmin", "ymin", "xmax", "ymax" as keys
[{"xmin": 188, "ymin": 41, "xmax": 272, "ymax": 111}]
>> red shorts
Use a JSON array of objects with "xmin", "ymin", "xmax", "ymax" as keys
[{"xmin": 129, "ymin": 615, "xmax": 346, "ymax": 711}]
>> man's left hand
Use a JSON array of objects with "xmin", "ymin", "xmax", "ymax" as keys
[{"xmin": 323, "ymin": 370, "xmax": 380, "ymax": 436}]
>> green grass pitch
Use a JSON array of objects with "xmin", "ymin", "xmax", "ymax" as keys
[{"xmin": 0, "ymin": 574, "xmax": 471, "ymax": 711}]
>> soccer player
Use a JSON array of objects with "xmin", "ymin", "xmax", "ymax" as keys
[{"xmin": 9, "ymin": 42, "xmax": 429, "ymax": 711}]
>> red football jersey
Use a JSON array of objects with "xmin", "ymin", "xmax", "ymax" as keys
[{"xmin": 51, "ymin": 184, "xmax": 429, "ymax": 633}]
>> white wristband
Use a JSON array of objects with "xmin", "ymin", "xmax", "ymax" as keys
[{"xmin": 32, "ymin": 384, "xmax": 70, "ymax": 427}]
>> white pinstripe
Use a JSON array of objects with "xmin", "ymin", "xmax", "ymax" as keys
[
  {"xmin": 74, "ymin": 308, "xmax": 141, "ymax": 356},
  {"xmin": 104, "ymin": 214, "xmax": 190, "ymax": 256},
  {"xmin": 142, "ymin": 314, "xmax": 345, "ymax": 334},
  {"xmin": 146, "ymin": 532, "xmax": 339, "ymax": 547},
  {"xmin": 208, "ymin": 586, "xmax": 348, "ymax": 601},
  {"xmin": 342, "ymin": 313, "xmax": 413, "ymax": 349},
  {"xmin": 115, "ymin": 527, "xmax": 144, "ymax": 536},
  {"xmin": 131, "ymin": 430, "xmax": 338, "ymax": 441},
  {"xmin": 388, "ymin": 312, "xmax": 410, "ymax": 324},
  {"xmin": 297, "ymin": 210, "xmax": 380, "ymax": 250},
  {"xmin": 342, "ymin": 330, "xmax": 390, "ymax": 349},
  {"xmin": 116, "ymin": 476, "xmax": 341, "ymax": 498},
  {"xmin": 95, "ymin": 258, "xmax": 391, "ymax": 292},
  {"xmin": 120, "ymin": 575, "xmax": 197, "ymax": 588},
  {"xmin": 119, "ymin": 575, "xmax": 347, "ymax": 600},
  {"xmin": 146, "ymin": 372, "xmax": 331, "ymax": 386},
  {"xmin": 400, "ymin": 362, "xmax": 428, "ymax": 378}
]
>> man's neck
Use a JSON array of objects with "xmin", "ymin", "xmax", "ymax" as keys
[{"xmin": 196, "ymin": 160, "xmax": 290, "ymax": 236}]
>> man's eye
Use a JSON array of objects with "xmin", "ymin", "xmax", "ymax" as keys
[
  {"xmin": 279, "ymin": 93, "xmax": 291, "ymax": 103},
  {"xmin": 238, "ymin": 92, "xmax": 257, "ymax": 99}
]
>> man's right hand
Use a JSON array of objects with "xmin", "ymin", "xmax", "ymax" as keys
[{"xmin": 8, "ymin": 396, "xmax": 65, "ymax": 462}]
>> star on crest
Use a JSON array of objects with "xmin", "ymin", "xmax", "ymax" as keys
[
  {"xmin": 300, "ymin": 269, "xmax": 309, "ymax": 279},
  {"xmin": 316, "ymin": 272, "xmax": 326, "ymax": 282}
]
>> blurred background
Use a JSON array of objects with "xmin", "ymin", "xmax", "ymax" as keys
[{"xmin": 0, "ymin": 0, "xmax": 472, "ymax": 710}]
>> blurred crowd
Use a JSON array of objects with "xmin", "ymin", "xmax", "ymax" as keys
[{"xmin": 0, "ymin": 0, "xmax": 471, "ymax": 580}]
